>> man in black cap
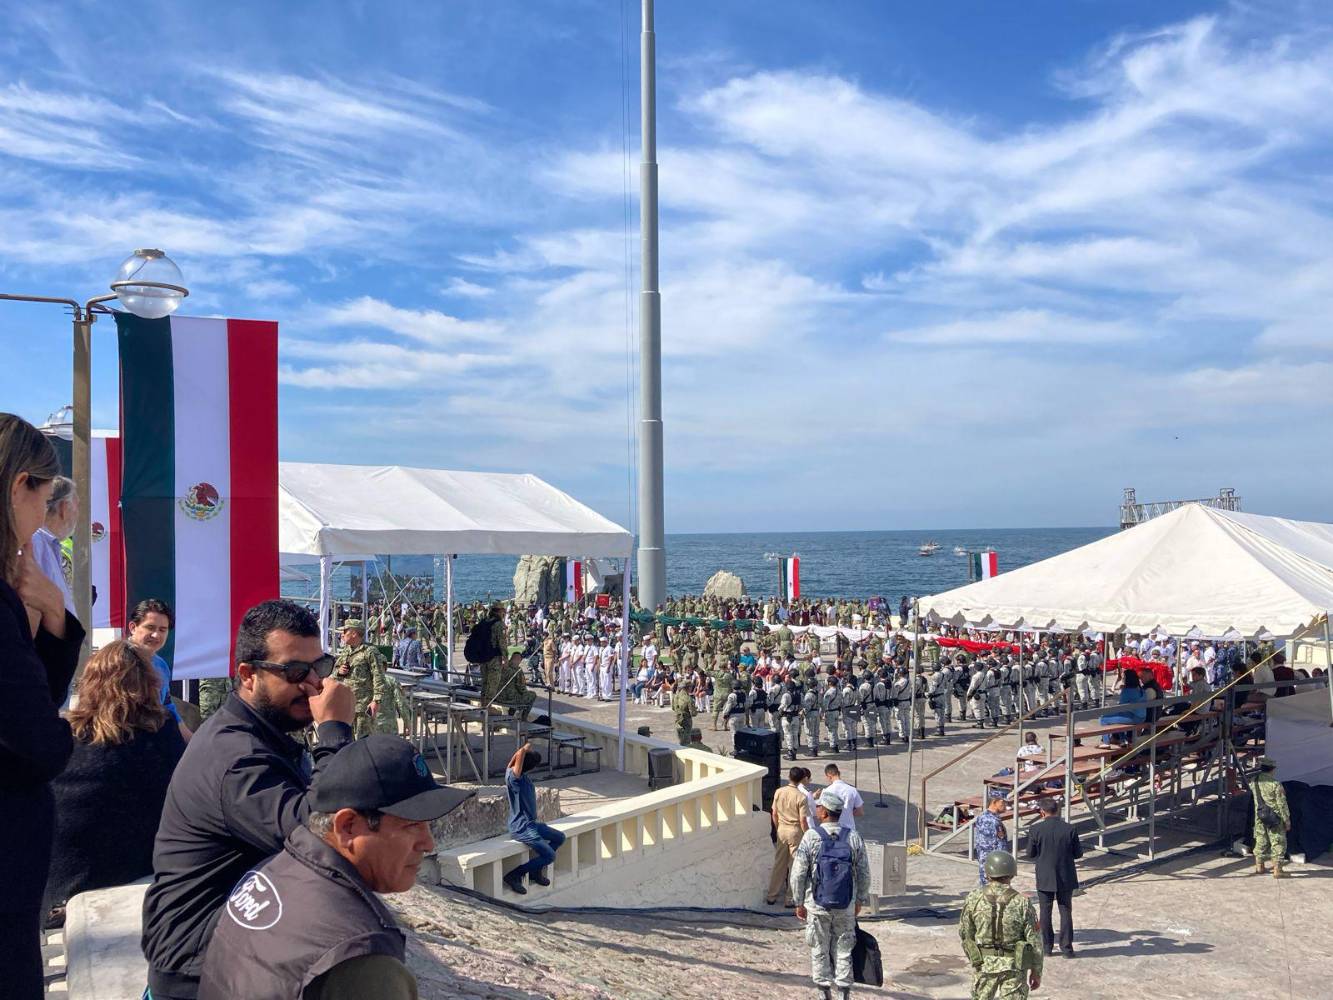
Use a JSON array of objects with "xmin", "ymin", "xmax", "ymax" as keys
[{"xmin": 199, "ymin": 735, "xmax": 473, "ymax": 1000}]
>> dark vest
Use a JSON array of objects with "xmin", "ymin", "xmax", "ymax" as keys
[{"xmin": 199, "ymin": 825, "xmax": 406, "ymax": 1000}]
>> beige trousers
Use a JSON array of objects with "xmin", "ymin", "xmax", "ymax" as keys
[{"xmin": 766, "ymin": 824, "xmax": 803, "ymax": 903}]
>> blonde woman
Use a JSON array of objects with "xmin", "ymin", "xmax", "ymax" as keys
[
  {"xmin": 45, "ymin": 640, "xmax": 186, "ymax": 924},
  {"xmin": 0, "ymin": 412, "xmax": 83, "ymax": 998}
]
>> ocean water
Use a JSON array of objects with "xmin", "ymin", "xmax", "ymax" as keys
[{"xmin": 285, "ymin": 527, "xmax": 1114, "ymax": 604}]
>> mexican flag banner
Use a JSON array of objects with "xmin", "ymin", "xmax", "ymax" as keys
[
  {"xmin": 565, "ymin": 559, "xmax": 583, "ymax": 602},
  {"xmin": 969, "ymin": 550, "xmax": 999, "ymax": 581},
  {"xmin": 90, "ymin": 431, "xmax": 124, "ymax": 629},
  {"xmin": 777, "ymin": 556, "xmax": 800, "ymax": 601},
  {"xmin": 116, "ymin": 314, "xmax": 279, "ymax": 679}
]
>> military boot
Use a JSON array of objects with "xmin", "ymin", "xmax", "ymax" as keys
[
  {"xmin": 1273, "ymin": 861, "xmax": 1287, "ymax": 878},
  {"xmin": 883, "ymin": 734, "xmax": 892, "ymax": 747},
  {"xmin": 1253, "ymin": 858, "xmax": 1266, "ymax": 875},
  {"xmin": 848, "ymin": 736, "xmax": 857, "ymax": 752},
  {"xmin": 815, "ymin": 988, "xmax": 832, "ymax": 1000}
]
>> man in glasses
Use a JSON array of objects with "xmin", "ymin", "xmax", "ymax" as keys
[{"xmin": 141, "ymin": 599, "xmax": 355, "ymax": 1000}]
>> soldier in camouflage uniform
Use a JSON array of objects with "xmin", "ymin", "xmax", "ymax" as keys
[
  {"xmin": 1252, "ymin": 755, "xmax": 1291, "ymax": 877},
  {"xmin": 494, "ymin": 649, "xmax": 537, "ymax": 719},
  {"xmin": 959, "ymin": 851, "xmax": 1042, "ymax": 1000},
  {"xmin": 198, "ymin": 677, "xmax": 230, "ymax": 722},
  {"xmin": 476, "ymin": 604, "xmax": 509, "ymax": 707},
  {"xmin": 334, "ymin": 619, "xmax": 388, "ymax": 739},
  {"xmin": 711, "ymin": 653, "xmax": 735, "ymax": 730},
  {"xmin": 672, "ymin": 679, "xmax": 695, "ymax": 745}
]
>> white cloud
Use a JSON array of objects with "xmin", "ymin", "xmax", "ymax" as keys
[{"xmin": 319, "ymin": 296, "xmax": 505, "ymax": 346}]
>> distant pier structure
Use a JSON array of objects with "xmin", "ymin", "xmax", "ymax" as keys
[{"xmin": 1120, "ymin": 487, "xmax": 1241, "ymax": 530}]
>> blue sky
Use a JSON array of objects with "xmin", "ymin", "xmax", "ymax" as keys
[{"xmin": 3, "ymin": 0, "xmax": 1332, "ymax": 532}]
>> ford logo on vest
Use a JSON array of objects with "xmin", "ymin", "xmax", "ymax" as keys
[{"xmin": 226, "ymin": 870, "xmax": 284, "ymax": 931}]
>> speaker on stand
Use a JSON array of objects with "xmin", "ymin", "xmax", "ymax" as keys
[{"xmin": 733, "ymin": 727, "xmax": 782, "ymax": 811}]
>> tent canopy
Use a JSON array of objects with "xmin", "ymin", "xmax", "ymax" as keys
[
  {"xmin": 279, "ymin": 462, "xmax": 632, "ymax": 559},
  {"xmin": 919, "ymin": 504, "xmax": 1333, "ymax": 638}
]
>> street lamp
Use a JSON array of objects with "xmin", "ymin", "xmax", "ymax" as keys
[{"xmin": 2, "ymin": 249, "xmax": 188, "ymax": 651}]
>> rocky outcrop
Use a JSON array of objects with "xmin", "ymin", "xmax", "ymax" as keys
[
  {"xmin": 703, "ymin": 570, "xmax": 746, "ymax": 600},
  {"xmin": 513, "ymin": 555, "xmax": 565, "ymax": 605}
]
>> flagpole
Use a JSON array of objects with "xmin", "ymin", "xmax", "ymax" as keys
[{"xmin": 636, "ymin": 0, "xmax": 667, "ymax": 611}]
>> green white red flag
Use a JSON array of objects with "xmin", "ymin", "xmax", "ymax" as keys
[{"xmin": 116, "ymin": 314, "xmax": 279, "ymax": 679}]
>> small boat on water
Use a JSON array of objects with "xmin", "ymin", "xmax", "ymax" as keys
[
  {"xmin": 918, "ymin": 541, "xmax": 940, "ymax": 556},
  {"xmin": 953, "ymin": 546, "xmax": 968, "ymax": 557}
]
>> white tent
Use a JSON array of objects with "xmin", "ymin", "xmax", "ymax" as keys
[
  {"xmin": 279, "ymin": 462, "xmax": 632, "ymax": 559},
  {"xmin": 919, "ymin": 504, "xmax": 1333, "ymax": 639},
  {"xmin": 278, "ymin": 462, "xmax": 637, "ymax": 768},
  {"xmin": 1266, "ymin": 689, "xmax": 1333, "ymax": 786}
]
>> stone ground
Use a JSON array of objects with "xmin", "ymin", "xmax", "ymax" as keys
[{"xmin": 395, "ymin": 684, "xmax": 1331, "ymax": 1000}]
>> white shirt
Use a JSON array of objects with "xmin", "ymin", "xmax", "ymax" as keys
[
  {"xmin": 644, "ymin": 642, "xmax": 659, "ymax": 664},
  {"xmin": 820, "ymin": 779, "xmax": 865, "ymax": 831},
  {"xmin": 31, "ymin": 528, "xmax": 75, "ymax": 615}
]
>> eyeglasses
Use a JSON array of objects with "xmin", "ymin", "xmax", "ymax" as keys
[{"xmin": 248, "ymin": 655, "xmax": 337, "ymax": 685}]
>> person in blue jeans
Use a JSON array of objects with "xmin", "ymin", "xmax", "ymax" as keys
[{"xmin": 503, "ymin": 741, "xmax": 565, "ymax": 894}]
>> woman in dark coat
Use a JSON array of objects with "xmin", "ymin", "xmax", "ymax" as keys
[
  {"xmin": 44, "ymin": 639, "xmax": 186, "ymax": 923},
  {"xmin": 0, "ymin": 413, "xmax": 84, "ymax": 1000}
]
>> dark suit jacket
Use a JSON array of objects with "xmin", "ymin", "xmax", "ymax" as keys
[
  {"xmin": 0, "ymin": 578, "xmax": 84, "ymax": 914},
  {"xmin": 1027, "ymin": 815, "xmax": 1083, "ymax": 892}
]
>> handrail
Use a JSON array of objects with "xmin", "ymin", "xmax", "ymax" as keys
[{"xmin": 918, "ymin": 690, "xmax": 1066, "ymax": 845}]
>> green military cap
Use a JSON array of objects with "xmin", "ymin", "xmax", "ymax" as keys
[
  {"xmin": 341, "ymin": 619, "xmax": 365, "ymax": 631},
  {"xmin": 984, "ymin": 851, "xmax": 1017, "ymax": 879},
  {"xmin": 1256, "ymin": 755, "xmax": 1278, "ymax": 769}
]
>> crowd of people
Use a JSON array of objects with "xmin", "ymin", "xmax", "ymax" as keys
[{"xmin": 1, "ymin": 403, "xmax": 1312, "ymax": 1000}]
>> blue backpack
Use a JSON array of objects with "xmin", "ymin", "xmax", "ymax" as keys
[{"xmin": 812, "ymin": 824, "xmax": 854, "ymax": 909}]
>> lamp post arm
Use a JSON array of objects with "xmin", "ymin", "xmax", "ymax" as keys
[{"xmin": 0, "ymin": 293, "xmax": 82, "ymax": 312}]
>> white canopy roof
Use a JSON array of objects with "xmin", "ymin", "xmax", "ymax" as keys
[
  {"xmin": 279, "ymin": 462, "xmax": 632, "ymax": 559},
  {"xmin": 919, "ymin": 504, "xmax": 1333, "ymax": 638}
]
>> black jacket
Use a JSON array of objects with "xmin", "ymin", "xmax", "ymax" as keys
[
  {"xmin": 0, "ymin": 578, "xmax": 84, "ymax": 915},
  {"xmin": 141, "ymin": 693, "xmax": 352, "ymax": 998},
  {"xmin": 198, "ymin": 825, "xmax": 407, "ymax": 1000},
  {"xmin": 1026, "ymin": 815, "xmax": 1084, "ymax": 892},
  {"xmin": 45, "ymin": 720, "xmax": 186, "ymax": 915}
]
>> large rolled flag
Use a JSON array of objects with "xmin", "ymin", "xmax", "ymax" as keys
[
  {"xmin": 969, "ymin": 549, "xmax": 999, "ymax": 581},
  {"xmin": 565, "ymin": 559, "xmax": 583, "ymax": 602},
  {"xmin": 116, "ymin": 314, "xmax": 279, "ymax": 679},
  {"xmin": 777, "ymin": 556, "xmax": 800, "ymax": 601},
  {"xmin": 89, "ymin": 431, "xmax": 124, "ymax": 629}
]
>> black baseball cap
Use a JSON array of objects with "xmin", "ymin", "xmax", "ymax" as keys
[{"xmin": 309, "ymin": 735, "xmax": 474, "ymax": 822}]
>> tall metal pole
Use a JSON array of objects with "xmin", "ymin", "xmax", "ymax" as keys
[
  {"xmin": 903, "ymin": 599, "xmax": 920, "ymax": 843},
  {"xmin": 636, "ymin": 0, "xmax": 667, "ymax": 611},
  {"xmin": 71, "ymin": 311, "xmax": 93, "ymax": 660}
]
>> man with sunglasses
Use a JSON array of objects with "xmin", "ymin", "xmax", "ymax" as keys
[{"xmin": 141, "ymin": 599, "xmax": 356, "ymax": 1000}]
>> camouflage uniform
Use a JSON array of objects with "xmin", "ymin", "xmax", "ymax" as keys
[
  {"xmin": 477, "ymin": 611, "xmax": 508, "ymax": 707},
  {"xmin": 1252, "ymin": 767, "xmax": 1291, "ymax": 870},
  {"xmin": 335, "ymin": 640, "xmax": 389, "ymax": 739},
  {"xmin": 198, "ymin": 677, "xmax": 230, "ymax": 722},
  {"xmin": 959, "ymin": 882, "xmax": 1042, "ymax": 999},
  {"xmin": 672, "ymin": 685, "xmax": 695, "ymax": 745}
]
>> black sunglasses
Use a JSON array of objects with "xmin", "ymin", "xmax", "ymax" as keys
[{"xmin": 248, "ymin": 655, "xmax": 337, "ymax": 685}]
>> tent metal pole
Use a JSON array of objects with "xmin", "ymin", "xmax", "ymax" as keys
[
  {"xmin": 903, "ymin": 598, "xmax": 920, "ymax": 843},
  {"xmin": 1324, "ymin": 612, "xmax": 1333, "ymax": 721},
  {"xmin": 446, "ymin": 555, "xmax": 455, "ymax": 681},
  {"xmin": 318, "ymin": 555, "xmax": 332, "ymax": 652},
  {"xmin": 1063, "ymin": 687, "xmax": 1074, "ymax": 822},
  {"xmin": 619, "ymin": 555, "xmax": 633, "ymax": 772}
]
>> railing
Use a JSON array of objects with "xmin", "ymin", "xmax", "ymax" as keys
[{"xmin": 434, "ymin": 714, "xmax": 767, "ymax": 899}]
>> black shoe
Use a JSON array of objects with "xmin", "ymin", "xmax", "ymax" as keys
[
  {"xmin": 1043, "ymin": 946, "xmax": 1054, "ymax": 956},
  {"xmin": 1061, "ymin": 947, "xmax": 1076, "ymax": 958},
  {"xmin": 503, "ymin": 872, "xmax": 527, "ymax": 894},
  {"xmin": 530, "ymin": 871, "xmax": 551, "ymax": 887},
  {"xmin": 883, "ymin": 736, "xmax": 892, "ymax": 747}
]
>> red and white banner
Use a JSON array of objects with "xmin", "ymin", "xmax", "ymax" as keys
[
  {"xmin": 89, "ymin": 431, "xmax": 124, "ymax": 630},
  {"xmin": 565, "ymin": 559, "xmax": 583, "ymax": 602},
  {"xmin": 778, "ymin": 556, "xmax": 800, "ymax": 601}
]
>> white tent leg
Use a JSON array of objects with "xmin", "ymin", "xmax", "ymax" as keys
[
  {"xmin": 619, "ymin": 556, "xmax": 633, "ymax": 772},
  {"xmin": 318, "ymin": 555, "xmax": 332, "ymax": 652},
  {"xmin": 446, "ymin": 555, "xmax": 455, "ymax": 680}
]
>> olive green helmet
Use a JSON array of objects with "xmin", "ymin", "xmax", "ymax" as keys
[{"xmin": 984, "ymin": 851, "xmax": 1017, "ymax": 879}]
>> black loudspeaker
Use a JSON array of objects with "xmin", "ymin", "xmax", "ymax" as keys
[{"xmin": 734, "ymin": 727, "xmax": 782, "ymax": 810}]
